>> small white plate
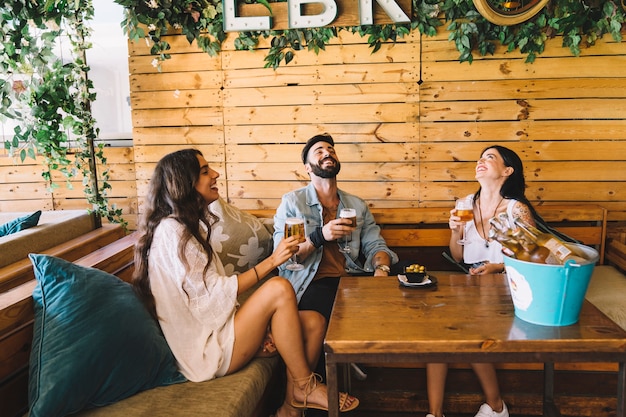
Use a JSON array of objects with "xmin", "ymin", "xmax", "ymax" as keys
[{"xmin": 397, "ymin": 274, "xmax": 433, "ymax": 287}]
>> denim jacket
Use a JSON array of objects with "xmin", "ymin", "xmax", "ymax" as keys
[{"xmin": 273, "ymin": 183, "xmax": 398, "ymax": 302}]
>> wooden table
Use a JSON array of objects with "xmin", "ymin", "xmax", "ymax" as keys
[{"xmin": 324, "ymin": 272, "xmax": 626, "ymax": 417}]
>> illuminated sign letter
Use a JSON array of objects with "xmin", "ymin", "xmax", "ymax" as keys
[
  {"xmin": 359, "ymin": 0, "xmax": 410, "ymax": 25},
  {"xmin": 223, "ymin": 0, "xmax": 271, "ymax": 32},
  {"xmin": 289, "ymin": 0, "xmax": 338, "ymax": 29}
]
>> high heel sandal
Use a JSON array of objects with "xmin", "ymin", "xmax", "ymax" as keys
[{"xmin": 290, "ymin": 372, "xmax": 359, "ymax": 413}]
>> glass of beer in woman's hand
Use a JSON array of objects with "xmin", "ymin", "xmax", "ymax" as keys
[
  {"xmin": 338, "ymin": 208, "xmax": 357, "ymax": 253},
  {"xmin": 284, "ymin": 217, "xmax": 305, "ymax": 271},
  {"xmin": 455, "ymin": 197, "xmax": 474, "ymax": 245}
]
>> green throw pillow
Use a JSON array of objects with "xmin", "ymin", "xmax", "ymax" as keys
[
  {"xmin": 0, "ymin": 210, "xmax": 42, "ymax": 237},
  {"xmin": 28, "ymin": 254, "xmax": 186, "ymax": 417}
]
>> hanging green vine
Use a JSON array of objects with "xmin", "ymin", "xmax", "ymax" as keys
[
  {"xmin": 115, "ymin": 0, "xmax": 624, "ymax": 68},
  {"xmin": 1, "ymin": 0, "xmax": 126, "ymax": 227}
]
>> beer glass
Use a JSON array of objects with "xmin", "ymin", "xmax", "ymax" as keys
[
  {"xmin": 455, "ymin": 197, "xmax": 474, "ymax": 245},
  {"xmin": 284, "ymin": 217, "xmax": 305, "ymax": 271},
  {"xmin": 338, "ymin": 208, "xmax": 356, "ymax": 253}
]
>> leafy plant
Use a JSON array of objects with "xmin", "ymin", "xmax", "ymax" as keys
[
  {"xmin": 114, "ymin": 0, "xmax": 624, "ymax": 67},
  {"xmin": 1, "ymin": 0, "xmax": 126, "ymax": 227}
]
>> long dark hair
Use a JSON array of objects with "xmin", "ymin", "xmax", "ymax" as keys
[
  {"xmin": 474, "ymin": 145, "xmax": 578, "ymax": 243},
  {"xmin": 133, "ymin": 149, "xmax": 218, "ymax": 319}
]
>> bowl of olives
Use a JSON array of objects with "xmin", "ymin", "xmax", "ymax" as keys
[{"xmin": 404, "ymin": 263, "xmax": 428, "ymax": 283}]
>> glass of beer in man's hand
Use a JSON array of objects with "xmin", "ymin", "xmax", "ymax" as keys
[
  {"xmin": 455, "ymin": 197, "xmax": 474, "ymax": 245},
  {"xmin": 338, "ymin": 208, "xmax": 356, "ymax": 253},
  {"xmin": 284, "ymin": 217, "xmax": 306, "ymax": 271}
]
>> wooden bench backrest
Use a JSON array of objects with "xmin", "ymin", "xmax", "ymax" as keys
[
  {"xmin": 0, "ymin": 224, "xmax": 126, "ymax": 293},
  {"xmin": 248, "ymin": 205, "xmax": 607, "ymax": 263}
]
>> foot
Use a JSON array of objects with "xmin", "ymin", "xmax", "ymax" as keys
[
  {"xmin": 474, "ymin": 401, "xmax": 509, "ymax": 417},
  {"xmin": 291, "ymin": 373, "xmax": 359, "ymax": 412}
]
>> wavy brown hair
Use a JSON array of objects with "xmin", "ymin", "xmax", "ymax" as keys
[{"xmin": 133, "ymin": 149, "xmax": 218, "ymax": 319}]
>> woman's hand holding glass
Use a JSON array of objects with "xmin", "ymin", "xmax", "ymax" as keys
[
  {"xmin": 284, "ymin": 217, "xmax": 306, "ymax": 271},
  {"xmin": 272, "ymin": 235, "xmax": 302, "ymax": 267},
  {"xmin": 454, "ymin": 197, "xmax": 474, "ymax": 245}
]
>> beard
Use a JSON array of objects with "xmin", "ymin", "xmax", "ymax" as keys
[{"xmin": 310, "ymin": 157, "xmax": 341, "ymax": 178}]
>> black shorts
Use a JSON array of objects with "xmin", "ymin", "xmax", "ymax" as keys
[{"xmin": 297, "ymin": 277, "xmax": 341, "ymax": 322}]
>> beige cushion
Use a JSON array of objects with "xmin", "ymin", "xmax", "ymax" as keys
[
  {"xmin": 0, "ymin": 210, "xmax": 95, "ymax": 268},
  {"xmin": 585, "ymin": 265, "xmax": 626, "ymax": 330},
  {"xmin": 209, "ymin": 198, "xmax": 273, "ymax": 276},
  {"xmin": 74, "ymin": 356, "xmax": 280, "ymax": 417}
]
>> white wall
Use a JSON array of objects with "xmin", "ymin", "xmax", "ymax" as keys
[{"xmin": 88, "ymin": 0, "xmax": 133, "ymax": 145}]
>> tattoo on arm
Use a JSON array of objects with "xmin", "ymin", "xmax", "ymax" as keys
[{"xmin": 513, "ymin": 203, "xmax": 535, "ymax": 225}]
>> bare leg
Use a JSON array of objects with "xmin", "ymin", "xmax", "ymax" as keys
[
  {"xmin": 426, "ymin": 363, "xmax": 448, "ymax": 417},
  {"xmin": 229, "ymin": 277, "xmax": 354, "ymax": 412},
  {"xmin": 471, "ymin": 363, "xmax": 505, "ymax": 412},
  {"xmin": 277, "ymin": 310, "xmax": 326, "ymax": 417}
]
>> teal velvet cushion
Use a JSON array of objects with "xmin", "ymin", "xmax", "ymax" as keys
[
  {"xmin": 28, "ymin": 254, "xmax": 186, "ymax": 417},
  {"xmin": 0, "ymin": 210, "xmax": 42, "ymax": 237}
]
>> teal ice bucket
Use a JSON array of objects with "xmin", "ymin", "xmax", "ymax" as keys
[{"xmin": 503, "ymin": 243, "xmax": 599, "ymax": 326}]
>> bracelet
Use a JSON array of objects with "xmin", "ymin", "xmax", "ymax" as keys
[
  {"xmin": 308, "ymin": 226, "xmax": 326, "ymax": 248},
  {"xmin": 253, "ymin": 266, "xmax": 260, "ymax": 282}
]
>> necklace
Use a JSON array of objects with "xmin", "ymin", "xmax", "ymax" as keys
[{"xmin": 478, "ymin": 196, "xmax": 504, "ymax": 248}]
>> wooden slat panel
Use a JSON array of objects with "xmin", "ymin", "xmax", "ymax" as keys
[
  {"xmin": 422, "ymin": 55, "xmax": 626, "ymax": 81},
  {"xmin": 225, "ymin": 180, "xmax": 419, "ymax": 201},
  {"xmin": 133, "ymin": 144, "xmax": 225, "ymax": 163},
  {"xmin": 419, "ymin": 181, "xmax": 625, "ymax": 203},
  {"xmin": 224, "ymin": 83, "xmax": 419, "ymax": 107},
  {"xmin": 221, "ymin": 40, "xmax": 420, "ymax": 69},
  {"xmin": 226, "ymin": 162, "xmax": 418, "ymax": 181},
  {"xmin": 133, "ymin": 126, "xmax": 225, "ymax": 145},
  {"xmin": 131, "ymin": 89, "xmax": 223, "ymax": 110},
  {"xmin": 420, "ymin": 78, "xmax": 626, "ymax": 101},
  {"xmin": 132, "ymin": 108, "xmax": 223, "ymax": 128},
  {"xmin": 421, "ymin": 161, "xmax": 626, "ymax": 182},
  {"xmin": 225, "ymin": 143, "xmax": 419, "ymax": 163},
  {"xmin": 134, "ymin": 162, "xmax": 224, "ymax": 180},
  {"xmin": 225, "ymin": 103, "xmax": 418, "ymax": 125},
  {"xmin": 0, "ymin": 165, "xmax": 45, "ymax": 183},
  {"xmin": 419, "ymin": 141, "xmax": 626, "ymax": 162},
  {"xmin": 420, "ymin": 120, "xmax": 626, "ymax": 142},
  {"xmin": 422, "ymin": 34, "xmax": 626, "ymax": 59},
  {"xmin": 0, "ymin": 184, "xmax": 51, "ymax": 200},
  {"xmin": 130, "ymin": 71, "xmax": 223, "ymax": 92},
  {"xmin": 128, "ymin": 51, "xmax": 222, "ymax": 74},
  {"xmin": 381, "ymin": 228, "xmax": 450, "ymax": 247},
  {"xmin": 225, "ymin": 123, "xmax": 419, "ymax": 143},
  {"xmin": 223, "ymin": 62, "xmax": 420, "ymax": 88},
  {"xmin": 421, "ymin": 98, "xmax": 626, "ymax": 122}
]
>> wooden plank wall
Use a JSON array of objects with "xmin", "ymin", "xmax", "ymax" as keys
[
  {"xmin": 420, "ymin": 30, "xmax": 626, "ymax": 221},
  {"xmin": 2, "ymin": 26, "xmax": 626, "ymax": 231},
  {"xmin": 128, "ymin": 28, "xmax": 626, "ymax": 226},
  {"xmin": 0, "ymin": 147, "xmax": 138, "ymax": 229}
]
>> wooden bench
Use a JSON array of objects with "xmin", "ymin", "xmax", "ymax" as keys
[
  {"xmin": 0, "ymin": 232, "xmax": 281, "ymax": 417},
  {"xmin": 0, "ymin": 223, "xmax": 126, "ymax": 292},
  {"xmin": 0, "ymin": 204, "xmax": 613, "ymax": 417},
  {"xmin": 249, "ymin": 204, "xmax": 619, "ymax": 416},
  {"xmin": 248, "ymin": 204, "xmax": 608, "ymax": 268}
]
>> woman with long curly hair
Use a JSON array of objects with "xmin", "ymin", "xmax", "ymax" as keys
[{"xmin": 133, "ymin": 149, "xmax": 358, "ymax": 417}]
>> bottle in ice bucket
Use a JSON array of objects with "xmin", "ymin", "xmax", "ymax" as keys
[
  {"xmin": 512, "ymin": 218, "xmax": 589, "ymax": 265},
  {"xmin": 488, "ymin": 216, "xmax": 553, "ymax": 264}
]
